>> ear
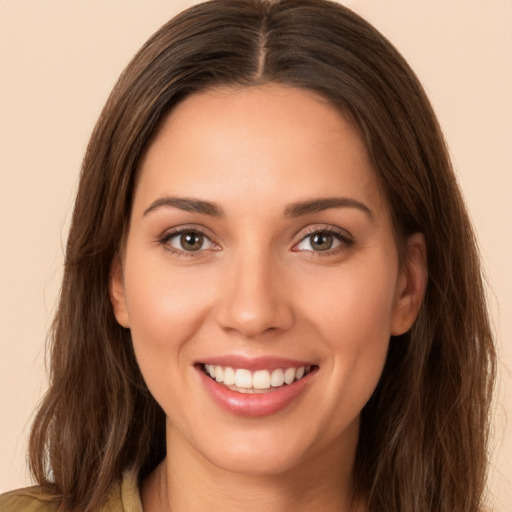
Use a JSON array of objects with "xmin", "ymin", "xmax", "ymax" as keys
[
  {"xmin": 390, "ymin": 233, "xmax": 428, "ymax": 335},
  {"xmin": 110, "ymin": 255, "xmax": 130, "ymax": 328}
]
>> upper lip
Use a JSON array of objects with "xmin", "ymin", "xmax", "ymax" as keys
[{"xmin": 197, "ymin": 355, "xmax": 316, "ymax": 371}]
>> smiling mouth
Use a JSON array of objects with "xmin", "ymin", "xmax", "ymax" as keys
[{"xmin": 200, "ymin": 363, "xmax": 316, "ymax": 394}]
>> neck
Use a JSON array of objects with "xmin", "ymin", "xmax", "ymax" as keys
[{"xmin": 141, "ymin": 420, "xmax": 364, "ymax": 512}]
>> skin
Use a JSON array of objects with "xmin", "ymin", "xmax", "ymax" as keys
[{"xmin": 111, "ymin": 85, "xmax": 427, "ymax": 512}]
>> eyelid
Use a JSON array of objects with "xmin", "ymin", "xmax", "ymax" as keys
[
  {"xmin": 157, "ymin": 223, "xmax": 353, "ymax": 256},
  {"xmin": 291, "ymin": 225, "xmax": 354, "ymax": 253},
  {"xmin": 158, "ymin": 225, "xmax": 220, "ymax": 255}
]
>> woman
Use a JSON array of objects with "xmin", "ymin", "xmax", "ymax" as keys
[{"xmin": 0, "ymin": 0, "xmax": 496, "ymax": 511}]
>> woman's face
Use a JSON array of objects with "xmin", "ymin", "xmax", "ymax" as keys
[{"xmin": 112, "ymin": 85, "xmax": 424, "ymax": 476}]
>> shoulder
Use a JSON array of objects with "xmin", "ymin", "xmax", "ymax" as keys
[
  {"xmin": 0, "ymin": 471, "xmax": 142, "ymax": 512},
  {"xmin": 0, "ymin": 486, "xmax": 61, "ymax": 512}
]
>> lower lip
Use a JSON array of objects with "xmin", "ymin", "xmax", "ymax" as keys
[{"xmin": 197, "ymin": 367, "xmax": 316, "ymax": 417}]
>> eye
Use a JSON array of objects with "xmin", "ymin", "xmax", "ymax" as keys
[
  {"xmin": 162, "ymin": 230, "xmax": 216, "ymax": 252},
  {"xmin": 294, "ymin": 229, "xmax": 351, "ymax": 253}
]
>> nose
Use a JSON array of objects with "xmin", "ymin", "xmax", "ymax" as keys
[{"xmin": 215, "ymin": 252, "xmax": 294, "ymax": 338}]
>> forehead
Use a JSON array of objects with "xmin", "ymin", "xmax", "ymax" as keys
[{"xmin": 135, "ymin": 85, "xmax": 387, "ymax": 218}]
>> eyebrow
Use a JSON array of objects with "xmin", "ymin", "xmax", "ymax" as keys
[
  {"xmin": 143, "ymin": 195, "xmax": 373, "ymax": 219},
  {"xmin": 143, "ymin": 197, "xmax": 224, "ymax": 217},
  {"xmin": 284, "ymin": 197, "xmax": 374, "ymax": 219}
]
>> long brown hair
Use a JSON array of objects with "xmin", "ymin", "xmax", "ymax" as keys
[{"xmin": 29, "ymin": 1, "xmax": 496, "ymax": 511}]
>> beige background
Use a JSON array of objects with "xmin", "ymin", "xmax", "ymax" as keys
[{"xmin": 1, "ymin": 0, "xmax": 511, "ymax": 508}]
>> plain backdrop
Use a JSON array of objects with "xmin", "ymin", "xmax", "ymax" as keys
[{"xmin": 1, "ymin": 0, "xmax": 511, "ymax": 509}]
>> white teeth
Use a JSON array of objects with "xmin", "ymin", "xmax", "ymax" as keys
[
  {"xmin": 223, "ymin": 366, "xmax": 236, "ymax": 385},
  {"xmin": 253, "ymin": 370, "xmax": 271, "ymax": 390},
  {"xmin": 235, "ymin": 369, "xmax": 252, "ymax": 388},
  {"xmin": 270, "ymin": 368, "xmax": 285, "ymax": 387},
  {"xmin": 284, "ymin": 367, "xmax": 296, "ymax": 385},
  {"xmin": 203, "ymin": 363, "xmax": 313, "ymax": 391}
]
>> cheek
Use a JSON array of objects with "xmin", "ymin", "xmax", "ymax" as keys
[
  {"xmin": 123, "ymin": 261, "xmax": 218, "ymax": 428},
  {"xmin": 297, "ymin": 257, "xmax": 398, "ymax": 404},
  {"xmin": 122, "ymin": 253, "xmax": 216, "ymax": 388},
  {"xmin": 125, "ymin": 254, "xmax": 212, "ymax": 334},
  {"xmin": 300, "ymin": 255, "xmax": 398, "ymax": 343}
]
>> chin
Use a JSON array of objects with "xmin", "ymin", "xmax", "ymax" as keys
[
  {"xmin": 181, "ymin": 415, "xmax": 358, "ymax": 478},
  {"xmin": 205, "ymin": 439, "xmax": 309, "ymax": 476}
]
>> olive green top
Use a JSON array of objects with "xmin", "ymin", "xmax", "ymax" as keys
[{"xmin": 0, "ymin": 471, "xmax": 142, "ymax": 512}]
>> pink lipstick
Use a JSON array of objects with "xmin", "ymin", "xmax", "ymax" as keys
[{"xmin": 195, "ymin": 355, "xmax": 317, "ymax": 417}]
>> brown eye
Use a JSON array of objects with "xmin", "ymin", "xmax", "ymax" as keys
[
  {"xmin": 294, "ymin": 229, "xmax": 349, "ymax": 253},
  {"xmin": 180, "ymin": 232, "xmax": 204, "ymax": 251},
  {"xmin": 310, "ymin": 232, "xmax": 334, "ymax": 251},
  {"xmin": 164, "ymin": 230, "xmax": 215, "ymax": 252}
]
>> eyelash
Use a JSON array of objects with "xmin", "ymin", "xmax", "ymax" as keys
[
  {"xmin": 158, "ymin": 226, "xmax": 219, "ymax": 258},
  {"xmin": 158, "ymin": 226, "xmax": 354, "ymax": 257},
  {"xmin": 292, "ymin": 226, "xmax": 354, "ymax": 256}
]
